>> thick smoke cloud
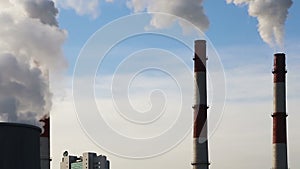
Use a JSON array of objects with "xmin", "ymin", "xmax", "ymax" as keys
[
  {"xmin": 127, "ymin": 0, "xmax": 209, "ymax": 32},
  {"xmin": 23, "ymin": 0, "xmax": 59, "ymax": 26},
  {"xmin": 227, "ymin": 0, "xmax": 293, "ymax": 47},
  {"xmin": 0, "ymin": 0, "xmax": 67, "ymax": 125},
  {"xmin": 0, "ymin": 55, "xmax": 51, "ymax": 124}
]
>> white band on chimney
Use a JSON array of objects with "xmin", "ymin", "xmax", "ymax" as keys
[
  {"xmin": 272, "ymin": 143, "xmax": 288, "ymax": 169},
  {"xmin": 274, "ymin": 82, "xmax": 286, "ymax": 113}
]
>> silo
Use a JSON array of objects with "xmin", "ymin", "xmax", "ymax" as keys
[{"xmin": 0, "ymin": 122, "xmax": 41, "ymax": 169}]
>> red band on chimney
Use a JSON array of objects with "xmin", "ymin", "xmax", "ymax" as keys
[
  {"xmin": 272, "ymin": 112, "xmax": 287, "ymax": 143},
  {"xmin": 194, "ymin": 56, "xmax": 206, "ymax": 72},
  {"xmin": 273, "ymin": 53, "xmax": 286, "ymax": 83},
  {"xmin": 40, "ymin": 116, "xmax": 50, "ymax": 137}
]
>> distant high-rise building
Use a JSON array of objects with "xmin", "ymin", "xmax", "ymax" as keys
[{"xmin": 60, "ymin": 151, "xmax": 110, "ymax": 169}]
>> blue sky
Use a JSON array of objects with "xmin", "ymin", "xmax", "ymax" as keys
[
  {"xmin": 51, "ymin": 1, "xmax": 300, "ymax": 169},
  {"xmin": 57, "ymin": 0, "xmax": 300, "ymax": 75}
]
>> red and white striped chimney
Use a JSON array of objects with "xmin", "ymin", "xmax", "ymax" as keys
[
  {"xmin": 40, "ymin": 116, "xmax": 51, "ymax": 169},
  {"xmin": 272, "ymin": 53, "xmax": 288, "ymax": 169},
  {"xmin": 192, "ymin": 40, "xmax": 209, "ymax": 169}
]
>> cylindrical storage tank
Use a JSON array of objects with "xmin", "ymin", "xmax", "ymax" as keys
[{"xmin": 0, "ymin": 122, "xmax": 41, "ymax": 169}]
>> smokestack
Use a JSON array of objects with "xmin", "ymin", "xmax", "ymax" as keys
[
  {"xmin": 272, "ymin": 53, "xmax": 288, "ymax": 169},
  {"xmin": 40, "ymin": 116, "xmax": 51, "ymax": 169},
  {"xmin": 40, "ymin": 70, "xmax": 51, "ymax": 169},
  {"xmin": 192, "ymin": 40, "xmax": 209, "ymax": 169}
]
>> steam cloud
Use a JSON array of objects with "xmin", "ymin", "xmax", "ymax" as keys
[
  {"xmin": 227, "ymin": 0, "xmax": 293, "ymax": 47},
  {"xmin": 127, "ymin": 0, "xmax": 209, "ymax": 32},
  {"xmin": 0, "ymin": 0, "xmax": 67, "ymax": 125}
]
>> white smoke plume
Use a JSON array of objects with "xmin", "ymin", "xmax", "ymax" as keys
[
  {"xmin": 227, "ymin": 0, "xmax": 293, "ymax": 47},
  {"xmin": 127, "ymin": 0, "xmax": 210, "ymax": 32},
  {"xmin": 0, "ymin": 0, "xmax": 67, "ymax": 125}
]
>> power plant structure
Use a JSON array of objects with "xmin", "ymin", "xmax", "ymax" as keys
[
  {"xmin": 0, "ymin": 120, "xmax": 51, "ymax": 169},
  {"xmin": 0, "ymin": 123, "xmax": 41, "ymax": 169},
  {"xmin": 0, "ymin": 41, "xmax": 292, "ymax": 169},
  {"xmin": 39, "ymin": 68, "xmax": 51, "ymax": 169},
  {"xmin": 192, "ymin": 40, "xmax": 210, "ymax": 169},
  {"xmin": 272, "ymin": 53, "xmax": 289, "ymax": 169},
  {"xmin": 40, "ymin": 116, "xmax": 51, "ymax": 169}
]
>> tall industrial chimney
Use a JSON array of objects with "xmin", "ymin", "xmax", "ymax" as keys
[
  {"xmin": 40, "ymin": 116, "xmax": 51, "ymax": 169},
  {"xmin": 192, "ymin": 40, "xmax": 209, "ymax": 169},
  {"xmin": 272, "ymin": 53, "xmax": 288, "ymax": 169}
]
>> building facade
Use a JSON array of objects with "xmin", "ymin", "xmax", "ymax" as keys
[{"xmin": 60, "ymin": 152, "xmax": 110, "ymax": 169}]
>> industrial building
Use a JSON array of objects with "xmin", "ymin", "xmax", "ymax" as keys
[
  {"xmin": 0, "ymin": 40, "xmax": 291, "ymax": 169},
  {"xmin": 60, "ymin": 151, "xmax": 110, "ymax": 169},
  {"xmin": 0, "ymin": 123, "xmax": 41, "ymax": 169}
]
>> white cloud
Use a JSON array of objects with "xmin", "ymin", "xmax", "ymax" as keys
[
  {"xmin": 53, "ymin": 0, "xmax": 209, "ymax": 33},
  {"xmin": 54, "ymin": 0, "xmax": 100, "ymax": 18},
  {"xmin": 127, "ymin": 0, "xmax": 209, "ymax": 32}
]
